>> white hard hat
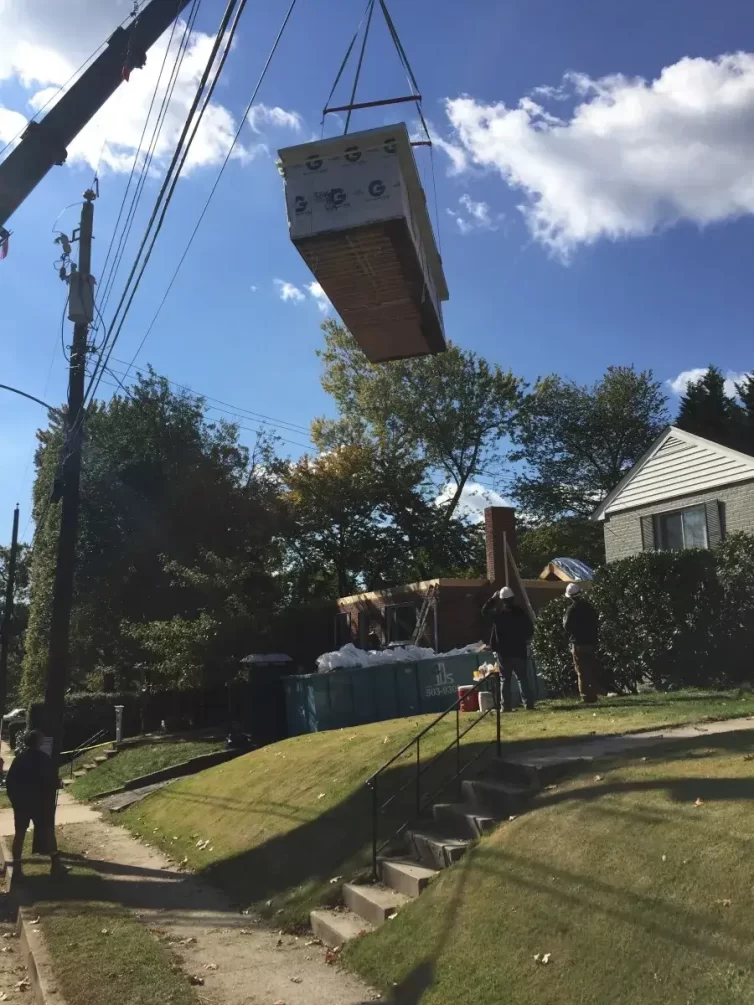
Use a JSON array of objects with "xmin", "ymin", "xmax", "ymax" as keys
[
  {"xmin": 498, "ymin": 586, "xmax": 515, "ymax": 600},
  {"xmin": 565, "ymin": 583, "xmax": 582, "ymax": 597}
]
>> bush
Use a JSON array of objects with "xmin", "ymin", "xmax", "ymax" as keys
[
  {"xmin": 532, "ymin": 597, "xmax": 576, "ymax": 696},
  {"xmin": 533, "ymin": 536, "xmax": 754, "ymax": 696}
]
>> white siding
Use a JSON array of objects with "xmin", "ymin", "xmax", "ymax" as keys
[{"xmin": 604, "ymin": 432, "xmax": 754, "ymax": 515}]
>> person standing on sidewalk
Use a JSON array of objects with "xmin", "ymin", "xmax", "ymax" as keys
[
  {"xmin": 481, "ymin": 586, "xmax": 536, "ymax": 711},
  {"xmin": 5, "ymin": 730, "xmax": 65, "ymax": 878},
  {"xmin": 563, "ymin": 583, "xmax": 600, "ymax": 704}
]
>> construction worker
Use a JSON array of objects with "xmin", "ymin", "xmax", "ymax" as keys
[
  {"xmin": 563, "ymin": 583, "xmax": 599, "ymax": 704},
  {"xmin": 5, "ymin": 730, "xmax": 65, "ymax": 879},
  {"xmin": 481, "ymin": 586, "xmax": 536, "ymax": 711}
]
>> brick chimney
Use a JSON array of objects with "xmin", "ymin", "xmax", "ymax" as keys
[{"xmin": 484, "ymin": 506, "xmax": 518, "ymax": 589}]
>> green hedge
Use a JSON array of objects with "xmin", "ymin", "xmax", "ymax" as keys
[{"xmin": 533, "ymin": 534, "xmax": 754, "ymax": 695}]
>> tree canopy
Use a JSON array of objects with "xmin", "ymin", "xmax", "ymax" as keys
[
  {"xmin": 511, "ymin": 365, "xmax": 669, "ymax": 522},
  {"xmin": 676, "ymin": 365, "xmax": 754, "ymax": 455}
]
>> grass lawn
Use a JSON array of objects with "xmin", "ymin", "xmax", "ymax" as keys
[
  {"xmin": 344, "ymin": 728, "xmax": 754, "ymax": 1005},
  {"xmin": 71, "ymin": 738, "xmax": 225, "ymax": 801},
  {"xmin": 121, "ymin": 689, "xmax": 754, "ymax": 930},
  {"xmin": 21, "ymin": 840, "xmax": 200, "ymax": 1005}
]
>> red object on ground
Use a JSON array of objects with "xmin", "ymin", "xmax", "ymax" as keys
[{"xmin": 457, "ymin": 685, "xmax": 479, "ymax": 713}]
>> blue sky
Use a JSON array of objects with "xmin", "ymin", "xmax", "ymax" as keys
[{"xmin": 1, "ymin": 0, "xmax": 753, "ymax": 538}]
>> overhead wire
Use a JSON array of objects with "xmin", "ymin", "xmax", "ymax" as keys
[
  {"xmin": 105, "ymin": 0, "xmax": 302, "ymax": 382},
  {"xmin": 95, "ymin": 0, "xmax": 200, "ymax": 329},
  {"xmin": 102, "ymin": 360, "xmax": 314, "ymax": 443},
  {"xmin": 86, "ymin": 0, "xmax": 248, "ymax": 407}
]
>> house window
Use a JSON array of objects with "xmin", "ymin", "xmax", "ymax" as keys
[
  {"xmin": 384, "ymin": 604, "xmax": 417, "ymax": 644},
  {"xmin": 655, "ymin": 506, "xmax": 708, "ymax": 551},
  {"xmin": 334, "ymin": 612, "xmax": 351, "ymax": 647}
]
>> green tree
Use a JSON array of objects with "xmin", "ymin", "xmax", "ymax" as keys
[
  {"xmin": 22, "ymin": 373, "xmax": 286, "ymax": 700},
  {"xmin": 316, "ymin": 321, "xmax": 521, "ymax": 524},
  {"xmin": 517, "ymin": 518, "xmax": 605, "ymax": 578},
  {"xmin": 676, "ymin": 365, "xmax": 742, "ymax": 447},
  {"xmin": 511, "ymin": 366, "xmax": 668, "ymax": 521},
  {"xmin": 0, "ymin": 540, "xmax": 31, "ymax": 705},
  {"xmin": 734, "ymin": 372, "xmax": 754, "ymax": 455}
]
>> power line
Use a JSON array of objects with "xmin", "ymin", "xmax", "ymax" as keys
[
  {"xmin": 87, "ymin": 0, "xmax": 247, "ymax": 407},
  {"xmin": 95, "ymin": 0, "xmax": 200, "ymax": 329},
  {"xmin": 96, "ymin": 374, "xmax": 313, "ymax": 450},
  {"xmin": 106, "ymin": 356, "xmax": 311, "ymax": 433},
  {"xmin": 112, "ymin": 0, "xmax": 302, "ymax": 378}
]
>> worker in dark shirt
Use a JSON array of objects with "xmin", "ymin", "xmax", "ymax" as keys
[
  {"xmin": 481, "ymin": 586, "xmax": 536, "ymax": 711},
  {"xmin": 563, "ymin": 583, "xmax": 600, "ymax": 704},
  {"xmin": 6, "ymin": 730, "xmax": 65, "ymax": 878}
]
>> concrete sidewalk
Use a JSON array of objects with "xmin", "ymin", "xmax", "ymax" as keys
[
  {"xmin": 0, "ymin": 790, "xmax": 101, "ymax": 837},
  {"xmin": 508, "ymin": 713, "xmax": 754, "ymax": 771}
]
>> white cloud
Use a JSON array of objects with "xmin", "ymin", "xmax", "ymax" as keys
[
  {"xmin": 0, "ymin": 106, "xmax": 27, "ymax": 146},
  {"xmin": 436, "ymin": 481, "xmax": 513, "ymax": 523},
  {"xmin": 247, "ymin": 103, "xmax": 303, "ymax": 134},
  {"xmin": 442, "ymin": 52, "xmax": 754, "ymax": 257},
  {"xmin": 307, "ymin": 281, "xmax": 331, "ymax": 314},
  {"xmin": 447, "ymin": 193, "xmax": 501, "ymax": 235},
  {"xmin": 667, "ymin": 368, "xmax": 752, "ymax": 398},
  {"xmin": 274, "ymin": 279, "xmax": 305, "ymax": 303},
  {"xmin": 0, "ymin": 3, "xmax": 255, "ymax": 175}
]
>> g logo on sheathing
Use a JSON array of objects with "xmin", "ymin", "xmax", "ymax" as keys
[
  {"xmin": 344, "ymin": 145, "xmax": 361, "ymax": 163},
  {"xmin": 325, "ymin": 187, "xmax": 346, "ymax": 209},
  {"xmin": 306, "ymin": 154, "xmax": 323, "ymax": 171},
  {"xmin": 368, "ymin": 179, "xmax": 385, "ymax": 198},
  {"xmin": 294, "ymin": 195, "xmax": 308, "ymax": 214},
  {"xmin": 384, "ymin": 137, "xmax": 397, "ymax": 154}
]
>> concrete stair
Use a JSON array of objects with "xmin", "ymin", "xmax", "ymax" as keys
[
  {"xmin": 309, "ymin": 754, "xmax": 545, "ymax": 948},
  {"xmin": 61, "ymin": 746, "xmax": 118, "ymax": 785}
]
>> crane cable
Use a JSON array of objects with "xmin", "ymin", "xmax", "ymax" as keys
[
  {"xmin": 83, "ymin": 0, "xmax": 247, "ymax": 410},
  {"xmin": 117, "ymin": 0, "xmax": 302, "ymax": 379}
]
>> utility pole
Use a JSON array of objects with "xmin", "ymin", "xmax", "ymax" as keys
[
  {"xmin": 44, "ymin": 188, "xmax": 96, "ymax": 772},
  {"xmin": 0, "ymin": 504, "xmax": 20, "ymax": 724}
]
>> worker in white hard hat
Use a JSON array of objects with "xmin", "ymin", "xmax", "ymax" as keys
[
  {"xmin": 563, "ymin": 582, "xmax": 599, "ymax": 703},
  {"xmin": 481, "ymin": 586, "xmax": 536, "ymax": 711}
]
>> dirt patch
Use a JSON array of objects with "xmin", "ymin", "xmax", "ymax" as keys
[{"xmin": 60, "ymin": 819, "xmax": 377, "ymax": 1005}]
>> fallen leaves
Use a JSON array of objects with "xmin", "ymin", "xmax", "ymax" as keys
[
  {"xmin": 317, "ymin": 793, "xmax": 326, "ymax": 800},
  {"xmin": 325, "ymin": 946, "xmax": 342, "ymax": 965},
  {"xmin": 290, "ymin": 976, "xmax": 303, "ymax": 983},
  {"xmin": 661, "ymin": 855, "xmax": 667, "ymax": 862},
  {"xmin": 715, "ymin": 898, "xmax": 732, "ymax": 908},
  {"xmin": 328, "ymin": 876, "xmax": 342, "ymax": 885},
  {"xmin": 594, "ymin": 775, "xmax": 603, "ymax": 782},
  {"xmin": 188, "ymin": 975, "xmax": 205, "ymax": 986},
  {"xmin": 15, "ymin": 978, "xmax": 31, "ymax": 992},
  {"xmin": 533, "ymin": 952, "xmax": 551, "ymax": 964},
  {"xmin": 694, "ymin": 798, "xmax": 704, "ymax": 807}
]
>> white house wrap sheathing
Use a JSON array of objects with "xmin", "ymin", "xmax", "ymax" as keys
[{"xmin": 278, "ymin": 123, "xmax": 448, "ymax": 362}]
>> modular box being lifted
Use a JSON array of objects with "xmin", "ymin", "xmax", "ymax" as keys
[{"xmin": 278, "ymin": 123, "xmax": 448, "ymax": 363}]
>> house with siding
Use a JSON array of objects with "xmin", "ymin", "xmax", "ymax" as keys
[{"xmin": 593, "ymin": 426, "xmax": 754, "ymax": 562}]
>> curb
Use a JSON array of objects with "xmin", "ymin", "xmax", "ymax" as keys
[
  {"xmin": 0, "ymin": 837, "xmax": 69, "ymax": 1005},
  {"xmin": 92, "ymin": 748, "xmax": 242, "ymax": 801}
]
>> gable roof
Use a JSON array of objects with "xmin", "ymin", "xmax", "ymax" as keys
[{"xmin": 592, "ymin": 426, "xmax": 754, "ymax": 521}]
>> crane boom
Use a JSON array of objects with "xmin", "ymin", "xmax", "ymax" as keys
[{"xmin": 0, "ymin": 0, "xmax": 193, "ymax": 232}]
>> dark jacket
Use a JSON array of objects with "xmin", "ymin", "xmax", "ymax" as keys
[
  {"xmin": 563, "ymin": 596, "xmax": 599, "ymax": 646},
  {"xmin": 481, "ymin": 597, "xmax": 534, "ymax": 659},
  {"xmin": 6, "ymin": 748, "xmax": 57, "ymax": 812}
]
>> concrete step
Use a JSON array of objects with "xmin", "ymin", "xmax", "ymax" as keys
[
  {"xmin": 432, "ymin": 802, "xmax": 499, "ymax": 839},
  {"xmin": 83, "ymin": 762, "xmax": 97, "ymax": 771},
  {"xmin": 343, "ymin": 882, "xmax": 409, "ymax": 927},
  {"xmin": 94, "ymin": 755, "xmax": 109, "ymax": 764},
  {"xmin": 379, "ymin": 857, "xmax": 437, "ymax": 898},
  {"xmin": 61, "ymin": 778, "xmax": 74, "ymax": 787},
  {"xmin": 481, "ymin": 758, "xmax": 541, "ymax": 791},
  {"xmin": 461, "ymin": 778, "xmax": 532, "ymax": 817},
  {"xmin": 404, "ymin": 827, "xmax": 473, "ymax": 870},
  {"xmin": 310, "ymin": 909, "xmax": 373, "ymax": 948},
  {"xmin": 72, "ymin": 770, "xmax": 87, "ymax": 779},
  {"xmin": 103, "ymin": 749, "xmax": 118, "ymax": 759}
]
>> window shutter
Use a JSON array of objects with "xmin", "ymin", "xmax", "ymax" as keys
[
  {"xmin": 641, "ymin": 515, "xmax": 656, "ymax": 551},
  {"xmin": 705, "ymin": 500, "xmax": 723, "ymax": 546}
]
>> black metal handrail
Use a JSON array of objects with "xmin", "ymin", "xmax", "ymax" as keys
[
  {"xmin": 64, "ymin": 728, "xmax": 108, "ymax": 778},
  {"xmin": 366, "ymin": 669, "xmax": 501, "ymax": 878}
]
